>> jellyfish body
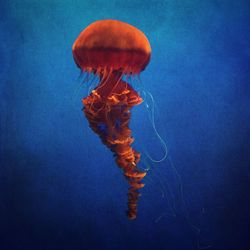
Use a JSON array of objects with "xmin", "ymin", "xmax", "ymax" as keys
[{"xmin": 72, "ymin": 20, "xmax": 151, "ymax": 219}]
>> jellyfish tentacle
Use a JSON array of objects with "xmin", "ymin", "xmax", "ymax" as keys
[
  {"xmin": 82, "ymin": 75, "xmax": 146, "ymax": 219},
  {"xmin": 142, "ymin": 91, "xmax": 168, "ymax": 163},
  {"xmin": 97, "ymin": 68, "xmax": 113, "ymax": 92}
]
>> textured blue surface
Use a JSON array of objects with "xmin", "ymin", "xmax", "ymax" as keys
[{"xmin": 0, "ymin": 1, "xmax": 249, "ymax": 250}]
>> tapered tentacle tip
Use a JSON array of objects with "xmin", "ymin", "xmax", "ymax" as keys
[{"xmin": 127, "ymin": 211, "xmax": 137, "ymax": 220}]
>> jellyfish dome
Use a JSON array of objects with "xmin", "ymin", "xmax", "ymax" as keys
[{"xmin": 72, "ymin": 19, "xmax": 151, "ymax": 75}]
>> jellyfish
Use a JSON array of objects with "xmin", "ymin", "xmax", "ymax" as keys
[{"xmin": 72, "ymin": 19, "xmax": 151, "ymax": 219}]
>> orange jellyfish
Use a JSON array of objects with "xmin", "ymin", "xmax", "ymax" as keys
[{"xmin": 72, "ymin": 19, "xmax": 151, "ymax": 219}]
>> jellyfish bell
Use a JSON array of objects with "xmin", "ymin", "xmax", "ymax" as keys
[
  {"xmin": 72, "ymin": 19, "xmax": 151, "ymax": 76},
  {"xmin": 72, "ymin": 19, "xmax": 151, "ymax": 219}
]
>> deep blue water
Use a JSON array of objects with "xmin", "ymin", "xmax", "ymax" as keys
[{"xmin": 0, "ymin": 1, "xmax": 249, "ymax": 250}]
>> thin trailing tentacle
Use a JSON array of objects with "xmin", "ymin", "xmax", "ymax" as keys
[{"xmin": 143, "ymin": 91, "xmax": 168, "ymax": 163}]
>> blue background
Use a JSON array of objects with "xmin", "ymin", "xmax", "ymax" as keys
[{"xmin": 0, "ymin": 0, "xmax": 249, "ymax": 249}]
